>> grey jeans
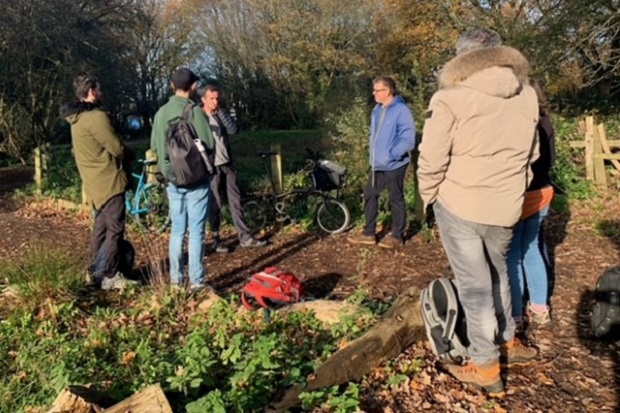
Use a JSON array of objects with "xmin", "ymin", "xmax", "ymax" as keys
[{"xmin": 434, "ymin": 202, "xmax": 516, "ymax": 364}]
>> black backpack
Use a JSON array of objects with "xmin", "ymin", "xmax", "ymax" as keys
[
  {"xmin": 591, "ymin": 266, "xmax": 620, "ymax": 338},
  {"xmin": 421, "ymin": 277, "xmax": 470, "ymax": 364},
  {"xmin": 165, "ymin": 103, "xmax": 212, "ymax": 188}
]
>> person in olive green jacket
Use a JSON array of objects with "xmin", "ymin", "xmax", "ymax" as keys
[{"xmin": 60, "ymin": 74, "xmax": 134, "ymax": 291}]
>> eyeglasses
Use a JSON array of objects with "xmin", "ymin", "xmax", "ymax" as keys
[{"xmin": 373, "ymin": 88, "xmax": 388, "ymax": 93}]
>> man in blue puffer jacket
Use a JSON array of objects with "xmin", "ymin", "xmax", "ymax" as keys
[{"xmin": 348, "ymin": 76, "xmax": 416, "ymax": 248}]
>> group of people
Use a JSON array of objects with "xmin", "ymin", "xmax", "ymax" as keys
[
  {"xmin": 61, "ymin": 27, "xmax": 555, "ymax": 396},
  {"xmin": 349, "ymin": 29, "xmax": 554, "ymax": 396},
  {"xmin": 60, "ymin": 68, "xmax": 266, "ymax": 292}
]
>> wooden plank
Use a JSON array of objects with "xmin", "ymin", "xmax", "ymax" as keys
[
  {"xmin": 270, "ymin": 143, "xmax": 283, "ymax": 194},
  {"xmin": 585, "ymin": 116, "xmax": 595, "ymax": 180},
  {"xmin": 102, "ymin": 384, "xmax": 172, "ymax": 413},
  {"xmin": 271, "ymin": 286, "xmax": 425, "ymax": 412},
  {"xmin": 593, "ymin": 153, "xmax": 620, "ymax": 160},
  {"xmin": 597, "ymin": 123, "xmax": 620, "ymax": 174},
  {"xmin": 592, "ymin": 124, "xmax": 607, "ymax": 188},
  {"xmin": 570, "ymin": 140, "xmax": 620, "ymax": 148}
]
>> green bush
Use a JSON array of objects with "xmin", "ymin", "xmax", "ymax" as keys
[{"xmin": 551, "ymin": 115, "xmax": 595, "ymax": 200}]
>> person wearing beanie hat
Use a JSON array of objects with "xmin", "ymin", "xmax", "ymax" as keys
[{"xmin": 151, "ymin": 67, "xmax": 215, "ymax": 292}]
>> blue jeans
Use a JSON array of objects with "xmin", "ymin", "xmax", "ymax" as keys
[
  {"xmin": 434, "ymin": 202, "xmax": 515, "ymax": 364},
  {"xmin": 507, "ymin": 205, "xmax": 550, "ymax": 318},
  {"xmin": 167, "ymin": 182, "xmax": 210, "ymax": 286}
]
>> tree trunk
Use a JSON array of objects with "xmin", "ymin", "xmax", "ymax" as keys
[{"xmin": 271, "ymin": 286, "xmax": 424, "ymax": 412}]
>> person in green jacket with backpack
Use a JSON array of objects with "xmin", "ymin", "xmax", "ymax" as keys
[{"xmin": 151, "ymin": 67, "xmax": 215, "ymax": 292}]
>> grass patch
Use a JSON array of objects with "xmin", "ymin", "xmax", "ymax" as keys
[
  {"xmin": 0, "ymin": 244, "xmax": 86, "ymax": 311},
  {"xmin": 595, "ymin": 219, "xmax": 620, "ymax": 238}
]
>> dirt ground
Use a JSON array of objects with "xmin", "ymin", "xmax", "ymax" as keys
[{"xmin": 2, "ymin": 165, "xmax": 620, "ymax": 412}]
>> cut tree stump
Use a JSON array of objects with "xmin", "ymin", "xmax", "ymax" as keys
[
  {"xmin": 47, "ymin": 384, "xmax": 172, "ymax": 413},
  {"xmin": 102, "ymin": 384, "xmax": 172, "ymax": 413},
  {"xmin": 271, "ymin": 286, "xmax": 424, "ymax": 412},
  {"xmin": 46, "ymin": 385, "xmax": 105, "ymax": 413}
]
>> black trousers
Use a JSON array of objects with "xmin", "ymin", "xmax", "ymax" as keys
[
  {"xmin": 90, "ymin": 193, "xmax": 126, "ymax": 281},
  {"xmin": 208, "ymin": 164, "xmax": 252, "ymax": 243},
  {"xmin": 363, "ymin": 164, "xmax": 408, "ymax": 239}
]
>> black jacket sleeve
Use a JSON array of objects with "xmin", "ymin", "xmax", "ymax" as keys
[{"xmin": 216, "ymin": 108, "xmax": 238, "ymax": 136}]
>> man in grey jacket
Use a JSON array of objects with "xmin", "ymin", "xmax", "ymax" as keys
[
  {"xmin": 418, "ymin": 29, "xmax": 539, "ymax": 396},
  {"xmin": 201, "ymin": 84, "xmax": 266, "ymax": 252}
]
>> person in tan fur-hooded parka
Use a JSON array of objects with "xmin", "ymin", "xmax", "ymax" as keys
[{"xmin": 418, "ymin": 28, "xmax": 540, "ymax": 397}]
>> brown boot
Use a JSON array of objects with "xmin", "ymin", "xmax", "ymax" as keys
[
  {"xmin": 500, "ymin": 338, "xmax": 538, "ymax": 367},
  {"xmin": 347, "ymin": 232, "xmax": 376, "ymax": 245},
  {"xmin": 445, "ymin": 359, "xmax": 504, "ymax": 397}
]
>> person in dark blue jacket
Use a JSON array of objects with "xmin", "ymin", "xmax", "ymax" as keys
[{"xmin": 348, "ymin": 76, "xmax": 416, "ymax": 248}]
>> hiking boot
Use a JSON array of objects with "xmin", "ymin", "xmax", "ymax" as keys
[
  {"xmin": 444, "ymin": 360, "xmax": 504, "ymax": 397},
  {"xmin": 100, "ymin": 272, "xmax": 139, "ymax": 291},
  {"xmin": 240, "ymin": 238, "xmax": 267, "ymax": 248},
  {"xmin": 526, "ymin": 304, "xmax": 551, "ymax": 326},
  {"xmin": 347, "ymin": 232, "xmax": 376, "ymax": 246},
  {"xmin": 499, "ymin": 338, "xmax": 538, "ymax": 367},
  {"xmin": 378, "ymin": 236, "xmax": 403, "ymax": 249}
]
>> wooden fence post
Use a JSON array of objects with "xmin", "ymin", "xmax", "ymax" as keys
[
  {"xmin": 270, "ymin": 143, "xmax": 283, "ymax": 194},
  {"xmin": 585, "ymin": 116, "xmax": 595, "ymax": 181},
  {"xmin": 145, "ymin": 149, "xmax": 158, "ymax": 184},
  {"xmin": 593, "ymin": 124, "xmax": 608, "ymax": 188},
  {"xmin": 34, "ymin": 147, "xmax": 42, "ymax": 195}
]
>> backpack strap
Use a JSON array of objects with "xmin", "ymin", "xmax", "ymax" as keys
[
  {"xmin": 182, "ymin": 103, "xmax": 196, "ymax": 121},
  {"xmin": 433, "ymin": 278, "xmax": 459, "ymax": 345}
]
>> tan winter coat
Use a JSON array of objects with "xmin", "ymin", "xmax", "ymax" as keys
[{"xmin": 418, "ymin": 46, "xmax": 539, "ymax": 227}]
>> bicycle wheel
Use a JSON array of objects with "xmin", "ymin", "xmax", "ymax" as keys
[
  {"xmin": 135, "ymin": 183, "xmax": 170, "ymax": 233},
  {"xmin": 316, "ymin": 198, "xmax": 350, "ymax": 234},
  {"xmin": 243, "ymin": 199, "xmax": 269, "ymax": 234}
]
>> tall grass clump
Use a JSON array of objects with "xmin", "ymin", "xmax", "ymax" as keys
[{"xmin": 0, "ymin": 244, "xmax": 85, "ymax": 310}]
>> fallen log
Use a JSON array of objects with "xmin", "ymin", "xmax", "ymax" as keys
[{"xmin": 271, "ymin": 286, "xmax": 424, "ymax": 411}]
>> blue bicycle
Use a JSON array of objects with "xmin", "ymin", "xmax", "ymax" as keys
[{"xmin": 125, "ymin": 159, "xmax": 170, "ymax": 233}]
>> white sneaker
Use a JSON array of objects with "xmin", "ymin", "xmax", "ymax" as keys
[{"xmin": 100, "ymin": 272, "xmax": 139, "ymax": 291}]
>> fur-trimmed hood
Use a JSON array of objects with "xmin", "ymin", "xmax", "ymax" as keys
[
  {"xmin": 439, "ymin": 46, "xmax": 530, "ymax": 98},
  {"xmin": 59, "ymin": 101, "xmax": 100, "ymax": 124}
]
